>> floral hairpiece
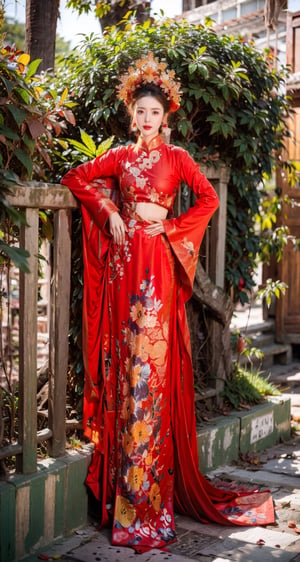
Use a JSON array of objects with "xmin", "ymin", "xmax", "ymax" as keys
[{"xmin": 117, "ymin": 52, "xmax": 181, "ymax": 113}]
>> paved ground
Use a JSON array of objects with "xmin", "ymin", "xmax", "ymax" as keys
[{"xmin": 22, "ymin": 361, "xmax": 300, "ymax": 562}]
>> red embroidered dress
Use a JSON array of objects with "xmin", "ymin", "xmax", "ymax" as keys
[{"xmin": 61, "ymin": 136, "xmax": 274, "ymax": 552}]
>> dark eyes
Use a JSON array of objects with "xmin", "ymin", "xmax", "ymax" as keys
[{"xmin": 136, "ymin": 110, "xmax": 160, "ymax": 115}]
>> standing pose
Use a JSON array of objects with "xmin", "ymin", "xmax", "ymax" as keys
[{"xmin": 61, "ymin": 52, "xmax": 274, "ymax": 553}]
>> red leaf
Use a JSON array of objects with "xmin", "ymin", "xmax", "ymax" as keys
[
  {"xmin": 256, "ymin": 539, "xmax": 265, "ymax": 545},
  {"xmin": 62, "ymin": 108, "xmax": 76, "ymax": 125},
  {"xmin": 236, "ymin": 334, "xmax": 246, "ymax": 353},
  {"xmin": 26, "ymin": 118, "xmax": 45, "ymax": 139}
]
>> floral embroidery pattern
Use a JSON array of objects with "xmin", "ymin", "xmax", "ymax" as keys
[
  {"xmin": 115, "ymin": 495, "xmax": 136, "ymax": 528},
  {"xmin": 111, "ymin": 270, "xmax": 176, "ymax": 546}
]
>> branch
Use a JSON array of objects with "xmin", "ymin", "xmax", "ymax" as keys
[{"xmin": 193, "ymin": 261, "xmax": 234, "ymax": 326}]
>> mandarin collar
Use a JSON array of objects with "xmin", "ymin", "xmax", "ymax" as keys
[{"xmin": 135, "ymin": 134, "xmax": 163, "ymax": 153}]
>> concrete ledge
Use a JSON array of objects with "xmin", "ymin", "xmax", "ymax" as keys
[
  {"xmin": 238, "ymin": 395, "xmax": 291, "ymax": 454},
  {"xmin": 0, "ymin": 448, "xmax": 92, "ymax": 562},
  {"xmin": 197, "ymin": 415, "xmax": 240, "ymax": 473},
  {"xmin": 197, "ymin": 395, "xmax": 291, "ymax": 473}
]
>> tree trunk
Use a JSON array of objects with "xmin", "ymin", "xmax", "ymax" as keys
[
  {"xmin": 25, "ymin": 0, "xmax": 59, "ymax": 71},
  {"xmin": 190, "ymin": 261, "xmax": 235, "ymax": 404},
  {"xmin": 193, "ymin": 261, "xmax": 234, "ymax": 327},
  {"xmin": 100, "ymin": 0, "xmax": 151, "ymax": 31}
]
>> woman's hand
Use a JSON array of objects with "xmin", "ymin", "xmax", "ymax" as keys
[
  {"xmin": 108, "ymin": 212, "xmax": 126, "ymax": 245},
  {"xmin": 144, "ymin": 220, "xmax": 165, "ymax": 237}
]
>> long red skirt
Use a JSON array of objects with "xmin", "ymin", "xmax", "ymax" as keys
[{"xmin": 83, "ymin": 210, "xmax": 275, "ymax": 552}]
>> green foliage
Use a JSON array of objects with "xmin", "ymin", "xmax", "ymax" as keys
[
  {"xmin": 66, "ymin": 0, "xmax": 140, "ymax": 19},
  {"xmin": 221, "ymin": 364, "xmax": 281, "ymax": 410},
  {"xmin": 256, "ymin": 188, "xmax": 300, "ymax": 264},
  {"xmin": 50, "ymin": 16, "xmax": 292, "ymax": 302},
  {"xmin": 257, "ymin": 278, "xmax": 288, "ymax": 308},
  {"xmin": 57, "ymin": 129, "xmax": 114, "ymax": 164},
  {"xmin": 0, "ymin": 43, "xmax": 75, "ymax": 269},
  {"xmin": 0, "ymin": 37, "xmax": 77, "ymax": 451}
]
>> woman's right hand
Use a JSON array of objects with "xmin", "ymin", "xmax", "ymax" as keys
[{"xmin": 108, "ymin": 211, "xmax": 126, "ymax": 245}]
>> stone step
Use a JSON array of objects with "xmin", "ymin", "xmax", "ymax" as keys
[
  {"xmin": 230, "ymin": 318, "xmax": 275, "ymax": 335},
  {"xmin": 248, "ymin": 331, "xmax": 275, "ymax": 348},
  {"xmin": 235, "ymin": 342, "xmax": 293, "ymax": 370}
]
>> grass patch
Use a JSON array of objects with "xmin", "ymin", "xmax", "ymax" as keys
[{"xmin": 221, "ymin": 364, "xmax": 281, "ymax": 410}]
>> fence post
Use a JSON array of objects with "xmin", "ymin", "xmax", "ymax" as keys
[
  {"xmin": 204, "ymin": 164, "xmax": 230, "ymax": 289},
  {"xmin": 48, "ymin": 209, "xmax": 72, "ymax": 457},
  {"xmin": 17, "ymin": 208, "xmax": 39, "ymax": 474}
]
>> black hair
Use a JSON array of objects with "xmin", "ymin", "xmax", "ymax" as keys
[{"xmin": 132, "ymin": 83, "xmax": 171, "ymax": 113}]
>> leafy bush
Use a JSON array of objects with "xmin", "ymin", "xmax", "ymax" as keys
[
  {"xmin": 221, "ymin": 364, "xmax": 281, "ymax": 410},
  {"xmin": 0, "ymin": 43, "xmax": 75, "ymax": 268},
  {"xmin": 0, "ymin": 38, "xmax": 75, "ymax": 453},
  {"xmin": 50, "ymin": 16, "xmax": 292, "ymax": 302}
]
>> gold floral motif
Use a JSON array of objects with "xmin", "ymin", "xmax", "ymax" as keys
[
  {"xmin": 149, "ymin": 483, "xmax": 162, "ymax": 513},
  {"xmin": 126, "ymin": 466, "xmax": 144, "ymax": 492},
  {"xmin": 132, "ymin": 420, "xmax": 151, "ymax": 445},
  {"xmin": 145, "ymin": 452, "xmax": 153, "ymax": 466},
  {"xmin": 134, "ymin": 333, "xmax": 167, "ymax": 366},
  {"xmin": 130, "ymin": 301, "xmax": 147, "ymax": 328},
  {"xmin": 123, "ymin": 432, "xmax": 134, "ymax": 456},
  {"xmin": 131, "ymin": 363, "xmax": 142, "ymax": 387},
  {"xmin": 115, "ymin": 495, "xmax": 136, "ymax": 528}
]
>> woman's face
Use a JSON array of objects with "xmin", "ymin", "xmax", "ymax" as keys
[{"xmin": 133, "ymin": 95, "xmax": 165, "ymax": 143}]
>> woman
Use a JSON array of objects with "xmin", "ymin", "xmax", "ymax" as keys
[{"xmin": 61, "ymin": 52, "xmax": 274, "ymax": 553}]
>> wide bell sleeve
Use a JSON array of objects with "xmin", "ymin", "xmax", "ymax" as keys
[
  {"xmin": 61, "ymin": 145, "xmax": 126, "ymax": 231},
  {"xmin": 60, "ymin": 147, "xmax": 125, "ymax": 440},
  {"xmin": 163, "ymin": 148, "xmax": 219, "ymax": 301}
]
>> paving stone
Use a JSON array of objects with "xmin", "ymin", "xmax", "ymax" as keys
[
  {"xmin": 225, "ymin": 526, "xmax": 299, "ymax": 548},
  {"xmin": 168, "ymin": 529, "xmax": 223, "ymax": 557},
  {"xmin": 211, "ymin": 466, "xmax": 300, "ymax": 489},
  {"xmin": 66, "ymin": 529, "xmax": 193, "ymax": 561},
  {"xmin": 272, "ymin": 489, "xmax": 300, "ymax": 510},
  {"xmin": 263, "ymin": 457, "xmax": 300, "ymax": 477}
]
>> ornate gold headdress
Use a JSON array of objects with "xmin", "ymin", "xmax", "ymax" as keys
[{"xmin": 117, "ymin": 52, "xmax": 181, "ymax": 113}]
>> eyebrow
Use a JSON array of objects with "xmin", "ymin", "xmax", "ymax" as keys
[{"xmin": 136, "ymin": 105, "xmax": 162, "ymax": 110}]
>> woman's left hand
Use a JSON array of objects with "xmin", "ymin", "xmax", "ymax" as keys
[{"xmin": 144, "ymin": 220, "xmax": 165, "ymax": 237}]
